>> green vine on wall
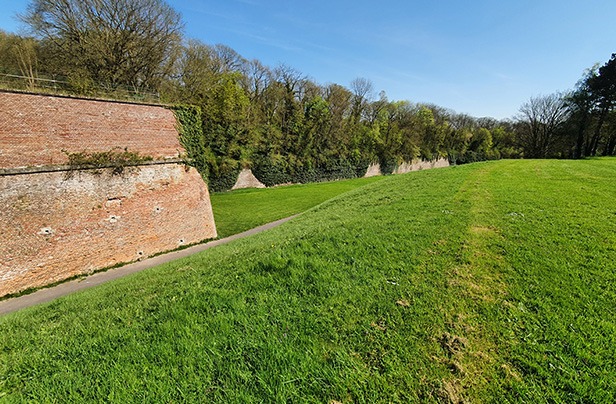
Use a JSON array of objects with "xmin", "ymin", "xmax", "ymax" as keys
[
  {"xmin": 170, "ymin": 105, "xmax": 212, "ymax": 182},
  {"xmin": 63, "ymin": 148, "xmax": 153, "ymax": 176}
]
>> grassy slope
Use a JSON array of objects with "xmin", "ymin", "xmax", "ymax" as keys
[
  {"xmin": 210, "ymin": 176, "xmax": 386, "ymax": 238},
  {"xmin": 1, "ymin": 159, "xmax": 615, "ymax": 402}
]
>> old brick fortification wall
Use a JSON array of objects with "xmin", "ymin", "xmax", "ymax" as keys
[
  {"xmin": 0, "ymin": 91, "xmax": 217, "ymax": 297},
  {"xmin": 363, "ymin": 158, "xmax": 450, "ymax": 178},
  {"xmin": 394, "ymin": 158, "xmax": 450, "ymax": 174},
  {"xmin": 0, "ymin": 91, "xmax": 182, "ymax": 168}
]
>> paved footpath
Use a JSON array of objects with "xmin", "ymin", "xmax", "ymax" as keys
[{"xmin": 0, "ymin": 215, "xmax": 298, "ymax": 316}]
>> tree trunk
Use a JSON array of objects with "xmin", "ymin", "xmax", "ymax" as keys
[
  {"xmin": 574, "ymin": 113, "xmax": 588, "ymax": 159},
  {"xmin": 589, "ymin": 106, "xmax": 609, "ymax": 156},
  {"xmin": 605, "ymin": 134, "xmax": 616, "ymax": 155}
]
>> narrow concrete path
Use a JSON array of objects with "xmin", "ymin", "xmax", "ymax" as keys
[{"xmin": 0, "ymin": 215, "xmax": 298, "ymax": 316}]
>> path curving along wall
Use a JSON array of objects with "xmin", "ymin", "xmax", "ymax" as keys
[{"xmin": 0, "ymin": 91, "xmax": 217, "ymax": 297}]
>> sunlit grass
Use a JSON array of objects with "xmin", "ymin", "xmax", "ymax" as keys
[
  {"xmin": 1, "ymin": 159, "xmax": 615, "ymax": 402},
  {"xmin": 210, "ymin": 176, "xmax": 386, "ymax": 238}
]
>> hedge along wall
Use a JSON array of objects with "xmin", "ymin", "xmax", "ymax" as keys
[
  {"xmin": 0, "ymin": 91, "xmax": 217, "ymax": 297},
  {"xmin": 228, "ymin": 158, "xmax": 451, "ymax": 190}
]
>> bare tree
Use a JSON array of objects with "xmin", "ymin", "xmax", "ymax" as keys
[
  {"xmin": 11, "ymin": 38, "xmax": 39, "ymax": 89},
  {"xmin": 20, "ymin": 0, "xmax": 184, "ymax": 91},
  {"xmin": 240, "ymin": 59, "xmax": 270, "ymax": 99},
  {"xmin": 274, "ymin": 64, "xmax": 306, "ymax": 98},
  {"xmin": 516, "ymin": 93, "xmax": 570, "ymax": 158},
  {"xmin": 350, "ymin": 77, "xmax": 374, "ymax": 123},
  {"xmin": 211, "ymin": 44, "xmax": 246, "ymax": 74}
]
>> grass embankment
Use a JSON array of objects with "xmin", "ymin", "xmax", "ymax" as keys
[
  {"xmin": 210, "ymin": 176, "xmax": 385, "ymax": 238},
  {"xmin": 1, "ymin": 159, "xmax": 615, "ymax": 402}
]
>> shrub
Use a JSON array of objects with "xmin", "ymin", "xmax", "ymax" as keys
[{"xmin": 63, "ymin": 148, "xmax": 152, "ymax": 175}]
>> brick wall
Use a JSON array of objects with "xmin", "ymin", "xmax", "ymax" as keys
[
  {"xmin": 0, "ymin": 91, "xmax": 182, "ymax": 169},
  {"xmin": 0, "ymin": 91, "xmax": 217, "ymax": 297},
  {"xmin": 0, "ymin": 164, "xmax": 216, "ymax": 296}
]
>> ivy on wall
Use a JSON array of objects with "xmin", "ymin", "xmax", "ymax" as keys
[
  {"xmin": 169, "ymin": 104, "xmax": 373, "ymax": 191},
  {"xmin": 170, "ymin": 105, "xmax": 212, "ymax": 181},
  {"xmin": 63, "ymin": 148, "xmax": 153, "ymax": 176}
]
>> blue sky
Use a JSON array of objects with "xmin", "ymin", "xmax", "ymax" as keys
[{"xmin": 2, "ymin": 0, "xmax": 615, "ymax": 119}]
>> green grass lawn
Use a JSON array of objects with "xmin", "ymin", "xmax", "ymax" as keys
[
  {"xmin": 210, "ymin": 176, "xmax": 386, "ymax": 238},
  {"xmin": 1, "ymin": 159, "xmax": 615, "ymax": 402}
]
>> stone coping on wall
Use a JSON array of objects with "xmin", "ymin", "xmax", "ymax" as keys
[
  {"xmin": 0, "ymin": 158, "xmax": 186, "ymax": 176},
  {"xmin": 0, "ymin": 88, "xmax": 170, "ymax": 108}
]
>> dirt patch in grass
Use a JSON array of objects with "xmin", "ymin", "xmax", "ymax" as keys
[{"xmin": 438, "ymin": 379, "xmax": 466, "ymax": 404}]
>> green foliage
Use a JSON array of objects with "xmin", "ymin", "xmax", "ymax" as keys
[
  {"xmin": 2, "ymin": 159, "xmax": 615, "ymax": 402},
  {"xmin": 0, "ymin": 30, "xmax": 39, "ymax": 79},
  {"xmin": 158, "ymin": 41, "xmax": 508, "ymax": 191},
  {"xmin": 203, "ymin": 72, "xmax": 251, "ymax": 162},
  {"xmin": 208, "ymin": 162, "xmax": 241, "ymax": 193},
  {"xmin": 252, "ymin": 154, "xmax": 361, "ymax": 187},
  {"xmin": 294, "ymin": 160, "xmax": 359, "ymax": 184},
  {"xmin": 415, "ymin": 107, "xmax": 446, "ymax": 160},
  {"xmin": 63, "ymin": 148, "xmax": 153, "ymax": 175},
  {"xmin": 170, "ymin": 104, "xmax": 210, "ymax": 179},
  {"xmin": 252, "ymin": 154, "xmax": 293, "ymax": 186}
]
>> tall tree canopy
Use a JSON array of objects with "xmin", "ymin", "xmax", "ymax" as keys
[
  {"xmin": 513, "ymin": 53, "xmax": 616, "ymax": 160},
  {"xmin": 585, "ymin": 54, "xmax": 616, "ymax": 155},
  {"xmin": 516, "ymin": 94, "xmax": 569, "ymax": 158},
  {"xmin": 20, "ymin": 0, "xmax": 183, "ymax": 91}
]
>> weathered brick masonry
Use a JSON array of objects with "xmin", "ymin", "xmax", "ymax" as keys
[
  {"xmin": 0, "ymin": 91, "xmax": 182, "ymax": 168},
  {"xmin": 0, "ymin": 91, "xmax": 217, "ymax": 297}
]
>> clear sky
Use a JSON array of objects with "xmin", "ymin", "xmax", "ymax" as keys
[{"xmin": 2, "ymin": 0, "xmax": 615, "ymax": 119}]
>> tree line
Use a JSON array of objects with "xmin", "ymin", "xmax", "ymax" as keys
[
  {"xmin": 515, "ymin": 54, "xmax": 616, "ymax": 159},
  {"xmin": 1, "ymin": 0, "xmax": 613, "ymax": 190},
  {"xmin": 162, "ymin": 46, "xmax": 518, "ymax": 190}
]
